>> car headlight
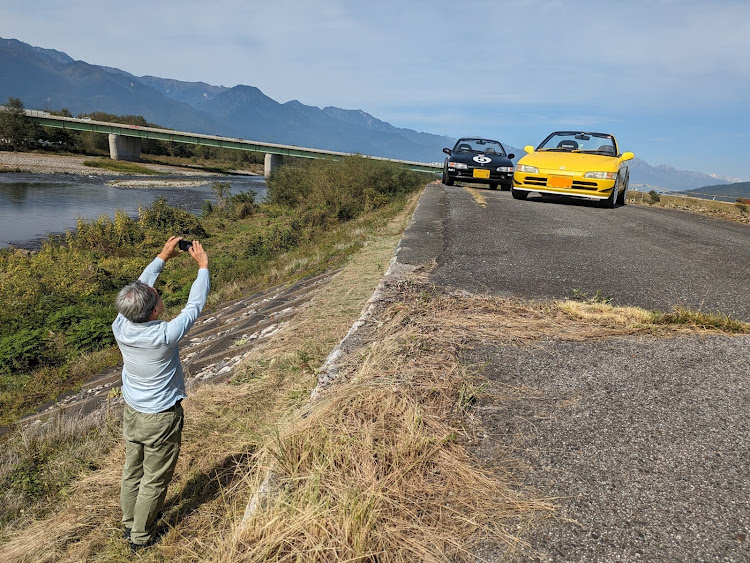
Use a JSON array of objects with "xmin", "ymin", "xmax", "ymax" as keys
[
  {"xmin": 448, "ymin": 162, "xmax": 468, "ymax": 169},
  {"xmin": 496, "ymin": 166, "xmax": 513, "ymax": 172},
  {"xmin": 515, "ymin": 164, "xmax": 538, "ymax": 174},
  {"xmin": 584, "ymin": 171, "xmax": 617, "ymax": 180}
]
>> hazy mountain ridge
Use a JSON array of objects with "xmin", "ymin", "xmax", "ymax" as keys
[
  {"xmin": 683, "ymin": 182, "xmax": 750, "ymax": 201},
  {"xmin": 0, "ymin": 36, "xmax": 738, "ymax": 188},
  {"xmin": 628, "ymin": 158, "xmax": 731, "ymax": 191}
]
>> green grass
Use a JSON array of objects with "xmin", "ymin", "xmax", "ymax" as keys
[
  {"xmin": 82, "ymin": 158, "xmax": 165, "ymax": 175},
  {"xmin": 649, "ymin": 307, "xmax": 750, "ymax": 333}
]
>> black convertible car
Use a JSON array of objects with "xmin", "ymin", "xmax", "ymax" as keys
[{"xmin": 442, "ymin": 137, "xmax": 515, "ymax": 190}]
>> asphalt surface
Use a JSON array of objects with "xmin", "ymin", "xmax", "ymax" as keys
[
  {"xmin": 399, "ymin": 184, "xmax": 750, "ymax": 321},
  {"xmin": 395, "ymin": 184, "xmax": 750, "ymax": 562}
]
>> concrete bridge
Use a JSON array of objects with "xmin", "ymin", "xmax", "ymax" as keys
[{"xmin": 23, "ymin": 110, "xmax": 441, "ymax": 178}]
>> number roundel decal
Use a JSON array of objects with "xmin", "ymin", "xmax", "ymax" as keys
[{"xmin": 473, "ymin": 155, "xmax": 492, "ymax": 164}]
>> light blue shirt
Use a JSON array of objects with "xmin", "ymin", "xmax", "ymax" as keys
[{"xmin": 112, "ymin": 257, "xmax": 210, "ymax": 413}]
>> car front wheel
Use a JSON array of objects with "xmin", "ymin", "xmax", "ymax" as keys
[
  {"xmin": 443, "ymin": 171, "xmax": 454, "ymax": 186},
  {"xmin": 501, "ymin": 183, "xmax": 512, "ymax": 191},
  {"xmin": 600, "ymin": 178, "xmax": 618, "ymax": 208},
  {"xmin": 489, "ymin": 183, "xmax": 498, "ymax": 190},
  {"xmin": 511, "ymin": 188, "xmax": 528, "ymax": 200},
  {"xmin": 616, "ymin": 170, "xmax": 630, "ymax": 206}
]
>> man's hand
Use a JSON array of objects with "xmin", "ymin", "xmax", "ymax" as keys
[
  {"xmin": 157, "ymin": 236, "xmax": 182, "ymax": 262},
  {"xmin": 188, "ymin": 240, "xmax": 209, "ymax": 269}
]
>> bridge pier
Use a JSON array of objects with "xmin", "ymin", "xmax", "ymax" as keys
[
  {"xmin": 264, "ymin": 153, "xmax": 283, "ymax": 178},
  {"xmin": 108, "ymin": 134, "xmax": 142, "ymax": 161}
]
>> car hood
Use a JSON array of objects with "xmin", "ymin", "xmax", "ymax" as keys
[
  {"xmin": 519, "ymin": 151, "xmax": 622, "ymax": 172},
  {"xmin": 446, "ymin": 152, "xmax": 513, "ymax": 166}
]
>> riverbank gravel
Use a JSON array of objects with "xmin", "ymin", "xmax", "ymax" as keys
[
  {"xmin": 0, "ymin": 152, "xmax": 114, "ymax": 174},
  {"xmin": 0, "ymin": 151, "xmax": 234, "ymax": 176}
]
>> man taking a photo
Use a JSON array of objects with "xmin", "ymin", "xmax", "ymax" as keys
[{"xmin": 111, "ymin": 235, "xmax": 209, "ymax": 551}]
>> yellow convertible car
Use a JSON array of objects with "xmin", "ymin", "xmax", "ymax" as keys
[{"xmin": 512, "ymin": 131, "xmax": 634, "ymax": 208}]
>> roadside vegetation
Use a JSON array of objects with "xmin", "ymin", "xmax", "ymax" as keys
[
  {"xmin": 0, "ymin": 155, "xmax": 427, "ymax": 428},
  {"xmin": 628, "ymin": 188, "xmax": 750, "ymax": 224}
]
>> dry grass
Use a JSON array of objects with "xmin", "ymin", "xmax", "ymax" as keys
[
  {"xmin": 628, "ymin": 189, "xmax": 750, "ymax": 224},
  {"xmin": 218, "ymin": 292, "xmax": 555, "ymax": 562}
]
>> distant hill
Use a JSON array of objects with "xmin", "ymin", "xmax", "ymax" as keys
[
  {"xmin": 683, "ymin": 182, "xmax": 750, "ymax": 202},
  {"xmin": 0, "ymin": 35, "xmax": 740, "ymax": 184},
  {"xmin": 0, "ymin": 38, "xmax": 225, "ymax": 135},
  {"xmin": 627, "ymin": 158, "xmax": 733, "ymax": 191},
  {"xmin": 0, "ymin": 37, "xmax": 454, "ymax": 163}
]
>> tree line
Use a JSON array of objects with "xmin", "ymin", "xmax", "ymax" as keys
[{"xmin": 0, "ymin": 96, "xmax": 263, "ymax": 165}]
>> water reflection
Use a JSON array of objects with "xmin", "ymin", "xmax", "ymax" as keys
[
  {"xmin": 3, "ymin": 182, "xmax": 34, "ymax": 205},
  {"xmin": 0, "ymin": 173, "xmax": 267, "ymax": 248}
]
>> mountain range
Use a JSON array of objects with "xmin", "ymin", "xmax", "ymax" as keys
[
  {"xmin": 0, "ymin": 36, "xmax": 739, "ymax": 190},
  {"xmin": 681, "ymin": 181, "xmax": 750, "ymax": 202}
]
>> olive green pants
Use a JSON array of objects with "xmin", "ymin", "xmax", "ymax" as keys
[{"xmin": 121, "ymin": 402, "xmax": 184, "ymax": 546}]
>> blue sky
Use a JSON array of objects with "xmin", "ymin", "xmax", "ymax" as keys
[{"xmin": 2, "ymin": 0, "xmax": 750, "ymax": 180}]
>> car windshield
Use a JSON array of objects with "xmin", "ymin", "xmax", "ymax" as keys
[
  {"xmin": 453, "ymin": 138, "xmax": 506, "ymax": 156},
  {"xmin": 537, "ymin": 132, "xmax": 617, "ymax": 156}
]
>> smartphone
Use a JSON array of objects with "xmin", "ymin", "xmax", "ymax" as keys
[{"xmin": 178, "ymin": 239, "xmax": 192, "ymax": 251}]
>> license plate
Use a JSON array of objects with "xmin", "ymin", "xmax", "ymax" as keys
[
  {"xmin": 548, "ymin": 175, "xmax": 573, "ymax": 188},
  {"xmin": 473, "ymin": 169, "xmax": 490, "ymax": 179}
]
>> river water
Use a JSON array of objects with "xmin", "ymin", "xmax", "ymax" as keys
[{"xmin": 0, "ymin": 172, "xmax": 267, "ymax": 248}]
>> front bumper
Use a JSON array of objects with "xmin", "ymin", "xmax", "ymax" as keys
[
  {"xmin": 513, "ymin": 172, "xmax": 615, "ymax": 200},
  {"xmin": 448, "ymin": 167, "xmax": 513, "ymax": 184}
]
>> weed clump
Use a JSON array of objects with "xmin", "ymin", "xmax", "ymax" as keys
[
  {"xmin": 202, "ymin": 180, "xmax": 257, "ymax": 219},
  {"xmin": 267, "ymin": 155, "xmax": 428, "ymax": 226},
  {"xmin": 649, "ymin": 307, "xmax": 750, "ymax": 333}
]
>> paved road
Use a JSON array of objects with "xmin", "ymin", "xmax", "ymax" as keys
[
  {"xmin": 395, "ymin": 184, "xmax": 750, "ymax": 561},
  {"xmin": 399, "ymin": 184, "xmax": 750, "ymax": 321}
]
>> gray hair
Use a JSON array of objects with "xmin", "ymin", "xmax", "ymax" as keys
[{"xmin": 115, "ymin": 280, "xmax": 158, "ymax": 323}]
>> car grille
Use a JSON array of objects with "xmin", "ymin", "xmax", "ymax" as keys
[
  {"xmin": 454, "ymin": 167, "xmax": 511, "ymax": 180},
  {"xmin": 523, "ymin": 176, "xmax": 599, "ymax": 191}
]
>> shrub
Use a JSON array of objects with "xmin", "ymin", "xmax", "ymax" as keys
[
  {"xmin": 138, "ymin": 197, "xmax": 208, "ymax": 238},
  {"xmin": 267, "ymin": 156, "xmax": 426, "ymax": 226},
  {"xmin": 0, "ymin": 329, "xmax": 53, "ymax": 376},
  {"xmin": 229, "ymin": 190, "xmax": 257, "ymax": 218},
  {"xmin": 64, "ymin": 318, "xmax": 115, "ymax": 354},
  {"xmin": 46, "ymin": 305, "xmax": 115, "ymax": 354},
  {"xmin": 211, "ymin": 181, "xmax": 231, "ymax": 211},
  {"xmin": 45, "ymin": 305, "xmax": 90, "ymax": 332},
  {"xmin": 201, "ymin": 200, "xmax": 214, "ymax": 217},
  {"xmin": 649, "ymin": 190, "xmax": 661, "ymax": 203},
  {"xmin": 70, "ymin": 210, "xmax": 144, "ymax": 252},
  {"xmin": 204, "ymin": 183, "xmax": 257, "ymax": 219}
]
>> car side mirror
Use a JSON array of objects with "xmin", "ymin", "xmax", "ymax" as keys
[
  {"xmin": 442, "ymin": 147, "xmax": 451, "ymax": 155},
  {"xmin": 620, "ymin": 151, "xmax": 634, "ymax": 162},
  {"xmin": 507, "ymin": 153, "xmax": 515, "ymax": 159},
  {"xmin": 524, "ymin": 145, "xmax": 535, "ymax": 154}
]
